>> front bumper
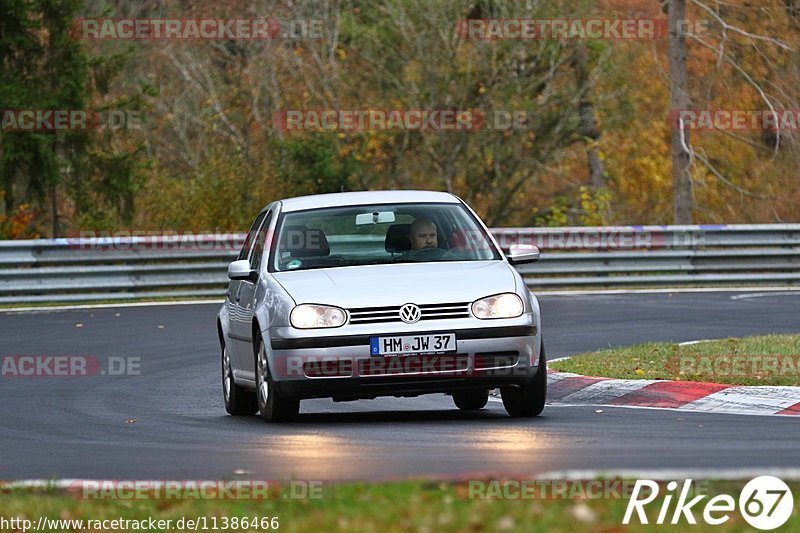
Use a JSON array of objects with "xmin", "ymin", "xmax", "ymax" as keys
[{"xmin": 266, "ymin": 321, "xmax": 540, "ymax": 401}]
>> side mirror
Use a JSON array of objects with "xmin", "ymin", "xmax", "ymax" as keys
[
  {"xmin": 228, "ymin": 259, "xmax": 258, "ymax": 282},
  {"xmin": 507, "ymin": 244, "xmax": 540, "ymax": 265}
]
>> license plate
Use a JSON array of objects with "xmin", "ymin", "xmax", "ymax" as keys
[{"xmin": 370, "ymin": 333, "xmax": 456, "ymax": 356}]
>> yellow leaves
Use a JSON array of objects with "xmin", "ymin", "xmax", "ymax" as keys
[
  {"xmin": 336, "ymin": 47, "xmax": 347, "ymax": 60},
  {"xmin": 578, "ymin": 186, "xmax": 611, "ymax": 226},
  {"xmin": 403, "ymin": 60, "xmax": 422, "ymax": 85}
]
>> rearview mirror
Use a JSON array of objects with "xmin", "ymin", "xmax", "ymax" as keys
[
  {"xmin": 228, "ymin": 259, "xmax": 258, "ymax": 282},
  {"xmin": 356, "ymin": 211, "xmax": 396, "ymax": 225},
  {"xmin": 507, "ymin": 244, "xmax": 540, "ymax": 265}
]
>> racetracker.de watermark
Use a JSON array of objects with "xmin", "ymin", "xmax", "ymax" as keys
[
  {"xmin": 72, "ymin": 18, "xmax": 323, "ymax": 40},
  {"xmin": 271, "ymin": 354, "xmax": 541, "ymax": 379},
  {"xmin": 456, "ymin": 18, "xmax": 709, "ymax": 40},
  {"xmin": 1, "ymin": 110, "xmax": 142, "ymax": 132},
  {"xmin": 68, "ymin": 480, "xmax": 324, "ymax": 500},
  {"xmin": 64, "ymin": 231, "xmax": 246, "ymax": 252},
  {"xmin": 491, "ymin": 228, "xmax": 677, "ymax": 250},
  {"xmin": 272, "ymin": 109, "xmax": 538, "ymax": 132},
  {"xmin": 671, "ymin": 109, "xmax": 800, "ymax": 130},
  {"xmin": 665, "ymin": 354, "xmax": 800, "ymax": 378},
  {"xmin": 464, "ymin": 479, "xmax": 710, "ymax": 500},
  {"xmin": 1, "ymin": 356, "xmax": 140, "ymax": 377}
]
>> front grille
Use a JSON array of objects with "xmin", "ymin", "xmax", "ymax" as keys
[{"xmin": 348, "ymin": 302, "xmax": 471, "ymax": 325}]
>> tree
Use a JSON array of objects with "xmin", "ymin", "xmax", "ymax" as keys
[
  {"xmin": 667, "ymin": 0, "xmax": 693, "ymax": 224},
  {"xmin": 662, "ymin": 0, "xmax": 798, "ymax": 223},
  {"xmin": 0, "ymin": 0, "xmax": 144, "ymax": 236},
  {"xmin": 573, "ymin": 42, "xmax": 606, "ymax": 192}
]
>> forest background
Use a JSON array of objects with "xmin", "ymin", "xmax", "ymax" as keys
[{"xmin": 1, "ymin": 0, "xmax": 798, "ymax": 238}]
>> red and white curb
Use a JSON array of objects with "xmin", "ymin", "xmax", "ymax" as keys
[{"xmin": 546, "ymin": 371, "xmax": 800, "ymax": 416}]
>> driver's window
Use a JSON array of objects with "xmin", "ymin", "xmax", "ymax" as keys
[
  {"xmin": 238, "ymin": 211, "xmax": 267, "ymax": 261},
  {"xmin": 249, "ymin": 212, "xmax": 273, "ymax": 272}
]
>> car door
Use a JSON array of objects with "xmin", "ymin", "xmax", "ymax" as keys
[
  {"xmin": 227, "ymin": 209, "xmax": 268, "ymax": 374},
  {"xmin": 229, "ymin": 209, "xmax": 273, "ymax": 377}
]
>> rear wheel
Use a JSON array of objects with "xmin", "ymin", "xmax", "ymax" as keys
[
  {"xmin": 501, "ymin": 341, "xmax": 547, "ymax": 417},
  {"xmin": 452, "ymin": 389, "xmax": 489, "ymax": 410},
  {"xmin": 256, "ymin": 339, "xmax": 300, "ymax": 422},
  {"xmin": 222, "ymin": 344, "xmax": 257, "ymax": 416}
]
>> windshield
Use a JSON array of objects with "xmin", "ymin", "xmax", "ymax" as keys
[{"xmin": 270, "ymin": 202, "xmax": 501, "ymax": 272}]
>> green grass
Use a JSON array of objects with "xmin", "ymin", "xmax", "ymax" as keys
[
  {"xmin": 550, "ymin": 334, "xmax": 800, "ymax": 386},
  {"xmin": 2, "ymin": 479, "xmax": 799, "ymax": 532}
]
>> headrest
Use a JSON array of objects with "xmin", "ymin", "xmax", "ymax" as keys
[
  {"xmin": 385, "ymin": 223, "xmax": 411, "ymax": 253},
  {"xmin": 281, "ymin": 225, "xmax": 330, "ymax": 258}
]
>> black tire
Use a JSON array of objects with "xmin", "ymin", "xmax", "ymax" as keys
[
  {"xmin": 255, "ymin": 339, "xmax": 300, "ymax": 422},
  {"xmin": 452, "ymin": 389, "xmax": 489, "ymax": 410},
  {"xmin": 222, "ymin": 344, "xmax": 258, "ymax": 416},
  {"xmin": 501, "ymin": 340, "xmax": 547, "ymax": 417}
]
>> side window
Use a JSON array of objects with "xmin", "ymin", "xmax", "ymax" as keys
[
  {"xmin": 249, "ymin": 212, "xmax": 273, "ymax": 272},
  {"xmin": 237, "ymin": 211, "xmax": 267, "ymax": 261}
]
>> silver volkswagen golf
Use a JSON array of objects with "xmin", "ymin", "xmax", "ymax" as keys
[{"xmin": 217, "ymin": 190, "xmax": 546, "ymax": 422}]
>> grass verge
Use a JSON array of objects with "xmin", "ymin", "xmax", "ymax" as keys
[
  {"xmin": 550, "ymin": 334, "xmax": 800, "ymax": 386},
  {"xmin": 2, "ymin": 479, "xmax": 799, "ymax": 532}
]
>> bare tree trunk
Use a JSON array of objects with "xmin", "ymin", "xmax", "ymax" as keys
[
  {"xmin": 574, "ymin": 43, "xmax": 605, "ymax": 191},
  {"xmin": 668, "ymin": 0, "xmax": 693, "ymax": 224},
  {"xmin": 50, "ymin": 183, "xmax": 59, "ymax": 238},
  {"xmin": 2, "ymin": 176, "xmax": 12, "ymax": 216}
]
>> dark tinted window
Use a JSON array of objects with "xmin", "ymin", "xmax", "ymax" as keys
[
  {"xmin": 237, "ymin": 210, "xmax": 267, "ymax": 261},
  {"xmin": 249, "ymin": 212, "xmax": 273, "ymax": 272}
]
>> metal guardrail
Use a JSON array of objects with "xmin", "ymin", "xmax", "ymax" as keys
[{"xmin": 0, "ymin": 225, "xmax": 798, "ymax": 304}]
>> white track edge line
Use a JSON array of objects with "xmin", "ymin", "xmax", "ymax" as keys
[{"xmin": 549, "ymin": 402, "xmax": 800, "ymax": 418}]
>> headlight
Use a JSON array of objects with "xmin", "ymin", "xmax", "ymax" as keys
[
  {"xmin": 290, "ymin": 304, "xmax": 347, "ymax": 329},
  {"xmin": 471, "ymin": 293, "xmax": 523, "ymax": 319}
]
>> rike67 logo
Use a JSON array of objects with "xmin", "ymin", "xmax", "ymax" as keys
[{"xmin": 623, "ymin": 476, "xmax": 794, "ymax": 530}]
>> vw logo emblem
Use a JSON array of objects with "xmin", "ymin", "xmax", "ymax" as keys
[{"xmin": 399, "ymin": 303, "xmax": 421, "ymax": 324}]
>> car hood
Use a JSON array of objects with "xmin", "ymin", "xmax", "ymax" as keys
[{"xmin": 272, "ymin": 261, "xmax": 516, "ymax": 308}]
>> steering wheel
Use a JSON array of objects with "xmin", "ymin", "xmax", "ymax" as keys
[{"xmin": 400, "ymin": 247, "xmax": 451, "ymax": 261}]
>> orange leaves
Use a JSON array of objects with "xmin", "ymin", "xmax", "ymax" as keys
[{"xmin": 0, "ymin": 203, "xmax": 39, "ymax": 239}]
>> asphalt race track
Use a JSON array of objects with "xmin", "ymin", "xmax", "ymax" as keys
[{"xmin": 1, "ymin": 291, "xmax": 799, "ymax": 481}]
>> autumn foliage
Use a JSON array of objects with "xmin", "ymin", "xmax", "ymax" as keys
[{"xmin": 1, "ymin": 0, "xmax": 798, "ymax": 236}]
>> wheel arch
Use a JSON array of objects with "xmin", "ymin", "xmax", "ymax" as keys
[
  {"xmin": 251, "ymin": 318, "xmax": 263, "ymax": 358},
  {"xmin": 217, "ymin": 319, "xmax": 225, "ymax": 352}
]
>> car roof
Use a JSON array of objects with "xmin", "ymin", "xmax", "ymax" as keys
[{"xmin": 278, "ymin": 190, "xmax": 460, "ymax": 213}]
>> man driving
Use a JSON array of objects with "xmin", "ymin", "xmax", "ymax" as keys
[{"xmin": 410, "ymin": 218, "xmax": 438, "ymax": 250}]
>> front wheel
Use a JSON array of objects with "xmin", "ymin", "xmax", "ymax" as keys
[
  {"xmin": 222, "ymin": 345, "xmax": 257, "ymax": 416},
  {"xmin": 501, "ymin": 341, "xmax": 547, "ymax": 417},
  {"xmin": 256, "ymin": 339, "xmax": 299, "ymax": 422}
]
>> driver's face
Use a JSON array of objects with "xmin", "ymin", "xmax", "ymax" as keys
[{"xmin": 411, "ymin": 222, "xmax": 438, "ymax": 250}]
